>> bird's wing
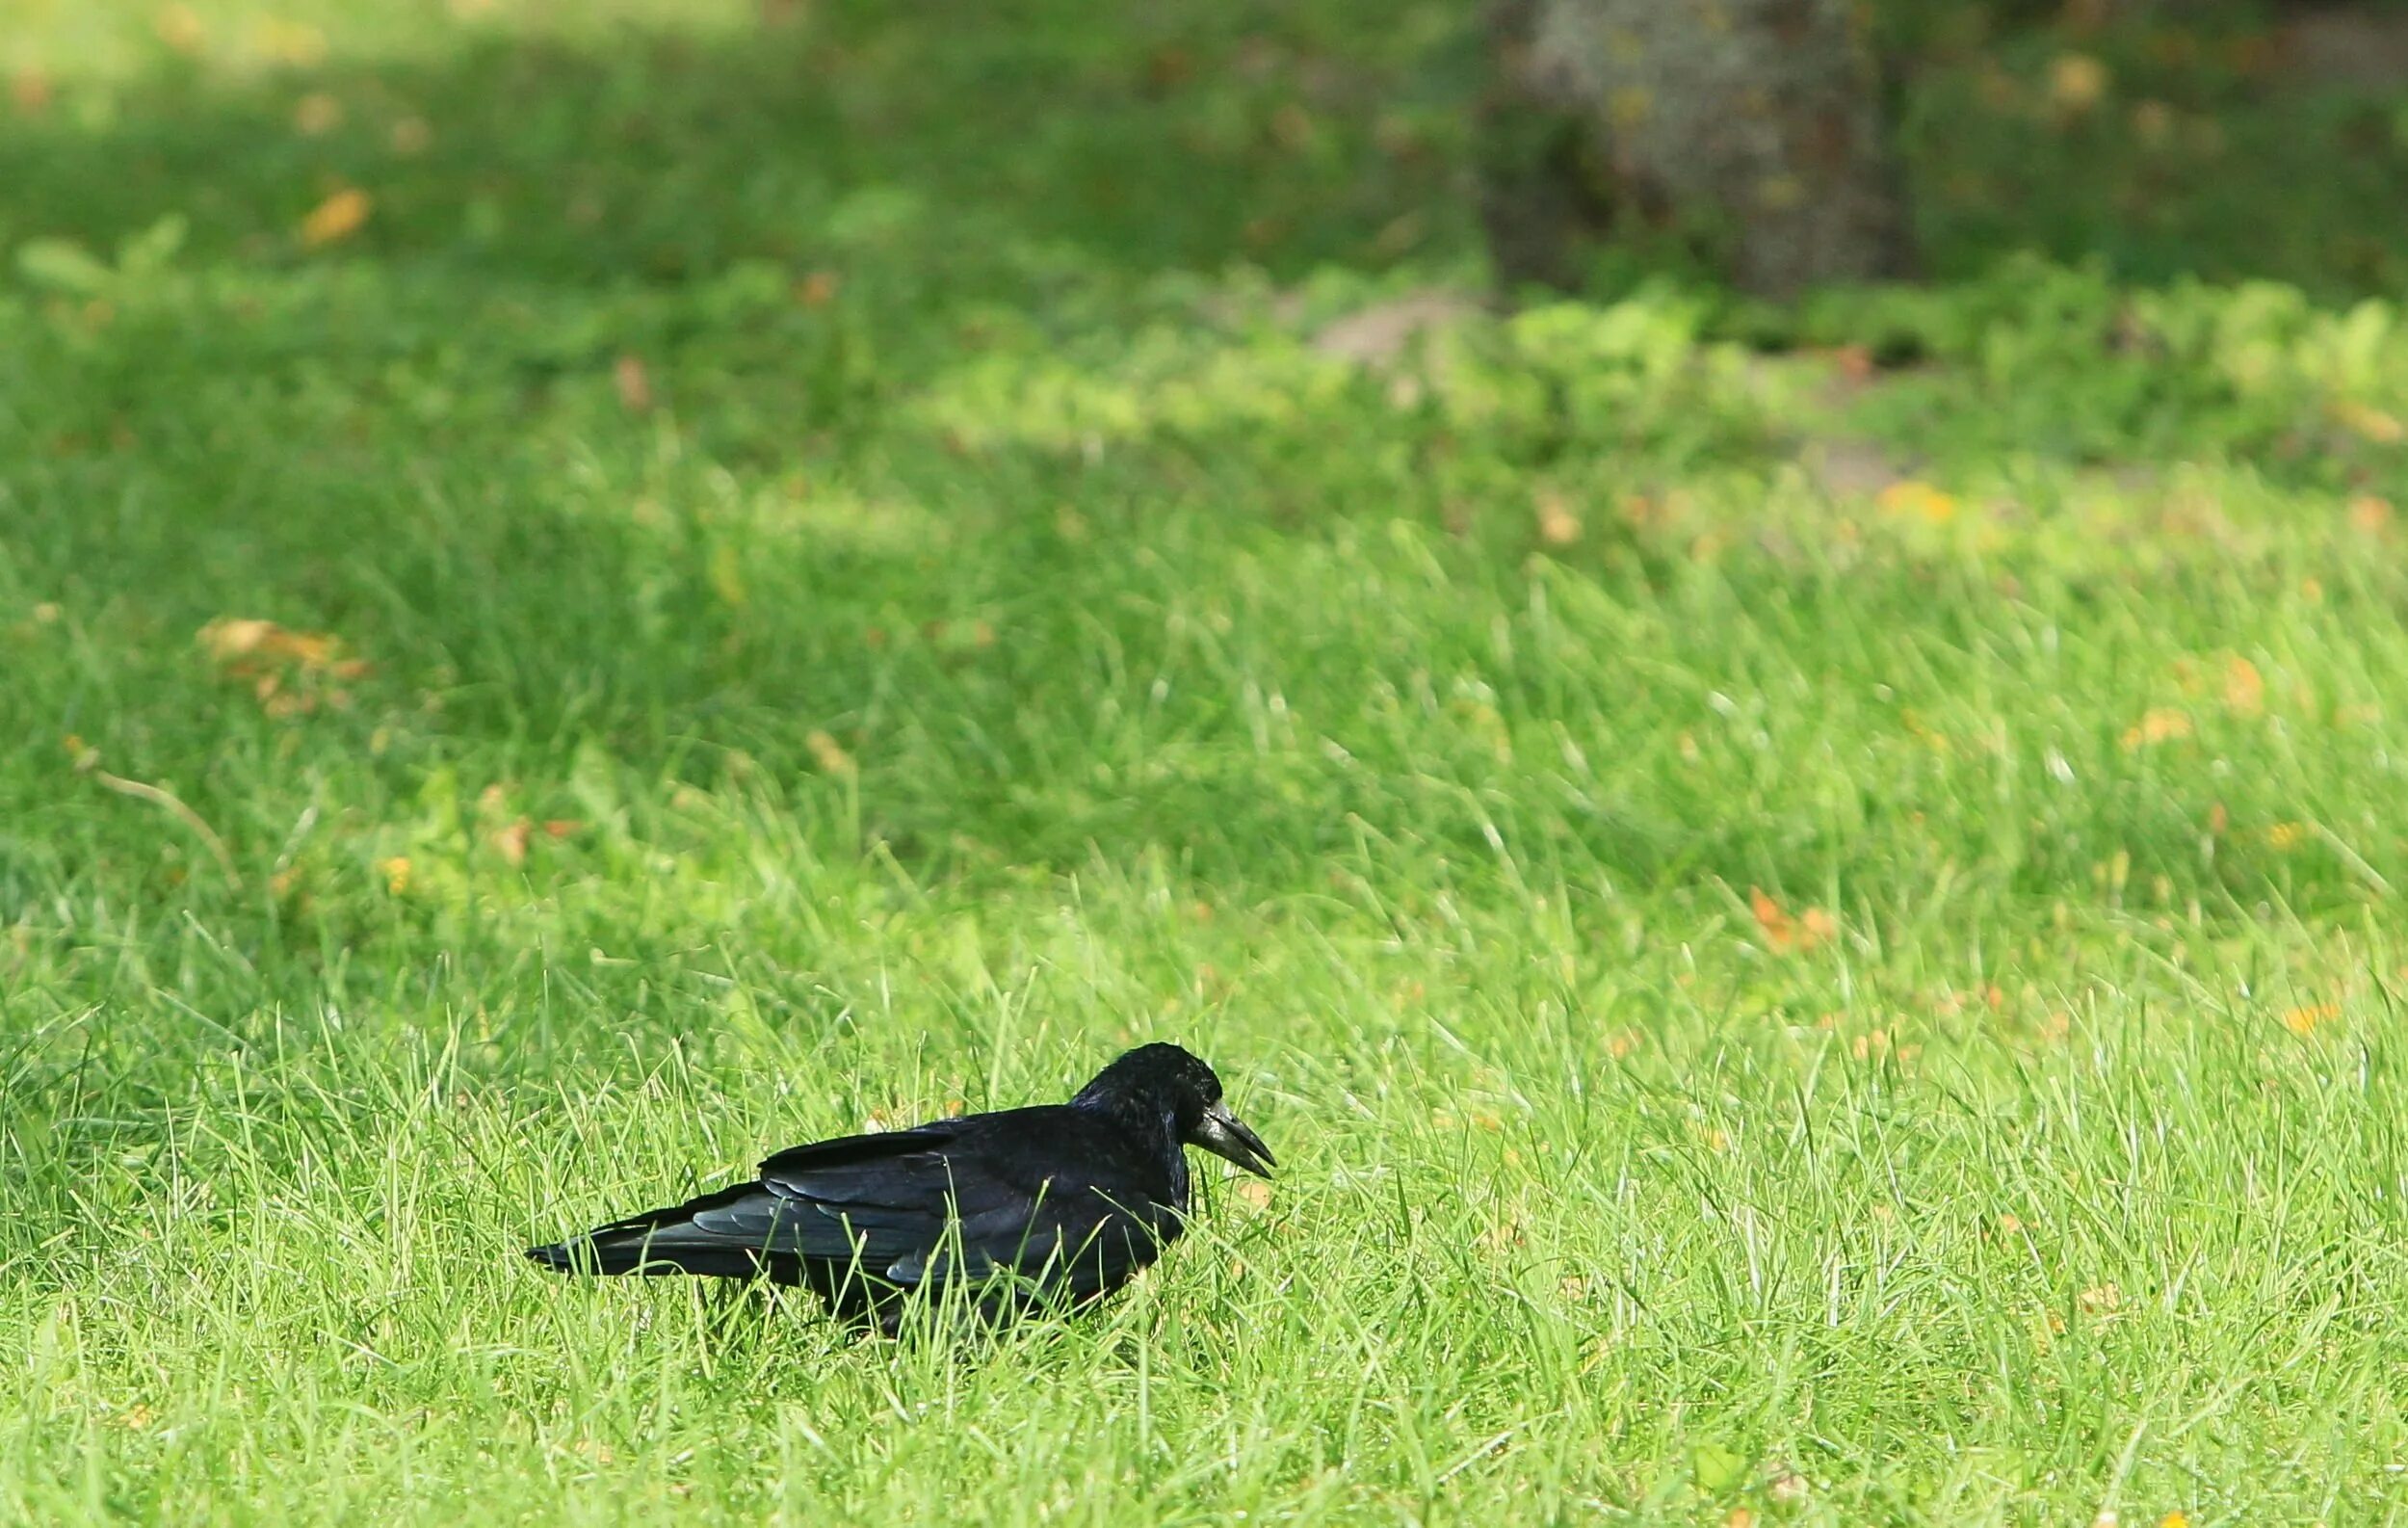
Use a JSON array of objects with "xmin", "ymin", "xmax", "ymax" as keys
[{"xmin": 732, "ymin": 1121, "xmax": 1169, "ymax": 1295}]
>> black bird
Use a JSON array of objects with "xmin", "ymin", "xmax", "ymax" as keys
[{"xmin": 527, "ymin": 1043, "xmax": 1274, "ymax": 1330}]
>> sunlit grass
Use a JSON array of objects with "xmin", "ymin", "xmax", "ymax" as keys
[{"xmin": 6, "ymin": 0, "xmax": 2408, "ymax": 1522}]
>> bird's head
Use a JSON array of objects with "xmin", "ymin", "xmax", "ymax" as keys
[{"xmin": 1075, "ymin": 1042, "xmax": 1276, "ymax": 1178}]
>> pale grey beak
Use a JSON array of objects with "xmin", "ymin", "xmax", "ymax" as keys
[{"xmin": 1190, "ymin": 1101, "xmax": 1276, "ymax": 1177}]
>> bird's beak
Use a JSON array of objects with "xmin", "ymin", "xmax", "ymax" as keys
[{"xmin": 1191, "ymin": 1101, "xmax": 1276, "ymax": 1178}]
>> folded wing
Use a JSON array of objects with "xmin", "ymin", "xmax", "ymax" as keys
[{"xmin": 532, "ymin": 1117, "xmax": 1174, "ymax": 1306}]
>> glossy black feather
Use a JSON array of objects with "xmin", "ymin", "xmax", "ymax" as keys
[{"xmin": 527, "ymin": 1043, "xmax": 1270, "ymax": 1330}]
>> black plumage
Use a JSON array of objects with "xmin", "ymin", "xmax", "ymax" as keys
[{"xmin": 526, "ymin": 1043, "xmax": 1274, "ymax": 1330}]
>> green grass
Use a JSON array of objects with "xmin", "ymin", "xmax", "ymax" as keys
[{"xmin": 8, "ymin": 0, "xmax": 2408, "ymax": 1522}]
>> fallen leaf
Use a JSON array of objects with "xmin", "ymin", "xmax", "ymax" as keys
[
  {"xmin": 1534, "ymin": 489, "xmax": 1582, "ymax": 547},
  {"xmin": 379, "ymin": 856, "xmax": 412, "ymax": 894},
  {"xmin": 2333, "ymin": 400, "xmax": 2405, "ymax": 444},
  {"xmin": 2349, "ymin": 494, "xmax": 2395, "ymax": 533},
  {"xmin": 155, "ymin": 4, "xmax": 207, "ymax": 54},
  {"xmin": 796, "ymin": 270, "xmax": 839, "ymax": 307},
  {"xmin": 1749, "ymin": 886, "xmax": 1833, "ymax": 954},
  {"xmin": 2120, "ymin": 707, "xmax": 2191, "ymax": 750},
  {"xmin": 805, "ymin": 730, "xmax": 856, "ymax": 777},
  {"xmin": 2282, "ymin": 1003, "xmax": 2339, "ymax": 1037},
  {"xmin": 301, "ymin": 187, "xmax": 373, "ymax": 248},
  {"xmin": 613, "ymin": 354, "xmax": 652, "ymax": 412},
  {"xmin": 2221, "ymin": 656, "xmax": 2264, "ymax": 716},
  {"xmin": 2078, "ymin": 1282, "xmax": 2124, "ymax": 1317},
  {"xmin": 542, "ymin": 819, "xmax": 583, "ymax": 839},
  {"xmin": 1876, "ymin": 480, "xmax": 1957, "ymax": 523},
  {"xmin": 1232, "ymin": 1177, "xmax": 1273, "ymax": 1210},
  {"xmin": 2049, "ymin": 53, "xmax": 2111, "ymax": 114}
]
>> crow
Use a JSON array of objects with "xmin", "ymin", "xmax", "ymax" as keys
[{"xmin": 526, "ymin": 1042, "xmax": 1274, "ymax": 1330}]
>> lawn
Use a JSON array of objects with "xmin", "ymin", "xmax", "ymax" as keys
[{"xmin": 6, "ymin": 0, "xmax": 2408, "ymax": 1522}]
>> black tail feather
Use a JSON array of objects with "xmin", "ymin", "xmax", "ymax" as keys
[{"xmin": 527, "ymin": 1182, "xmax": 791, "ymax": 1281}]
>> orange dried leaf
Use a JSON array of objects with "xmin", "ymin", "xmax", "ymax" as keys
[
  {"xmin": 2120, "ymin": 707, "xmax": 2191, "ymax": 750},
  {"xmin": 1750, "ymin": 886, "xmax": 1831, "ymax": 953},
  {"xmin": 2282, "ymin": 1003, "xmax": 2339, "ymax": 1037},
  {"xmin": 301, "ymin": 187, "xmax": 372, "ymax": 248},
  {"xmin": 2221, "ymin": 656, "xmax": 2264, "ymax": 716}
]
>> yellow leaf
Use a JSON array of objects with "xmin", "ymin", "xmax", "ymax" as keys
[
  {"xmin": 301, "ymin": 188, "xmax": 373, "ymax": 248},
  {"xmin": 1876, "ymin": 480, "xmax": 1957, "ymax": 523},
  {"xmin": 379, "ymin": 856, "xmax": 412, "ymax": 894},
  {"xmin": 155, "ymin": 5, "xmax": 206, "ymax": 54},
  {"xmin": 2221, "ymin": 656, "xmax": 2264, "ymax": 716},
  {"xmin": 2049, "ymin": 53, "xmax": 2110, "ymax": 114},
  {"xmin": 1534, "ymin": 488, "xmax": 1582, "ymax": 547},
  {"xmin": 2120, "ymin": 707, "xmax": 2190, "ymax": 750},
  {"xmin": 805, "ymin": 729, "xmax": 856, "ymax": 777},
  {"xmin": 2282, "ymin": 1003, "xmax": 2338, "ymax": 1037}
]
